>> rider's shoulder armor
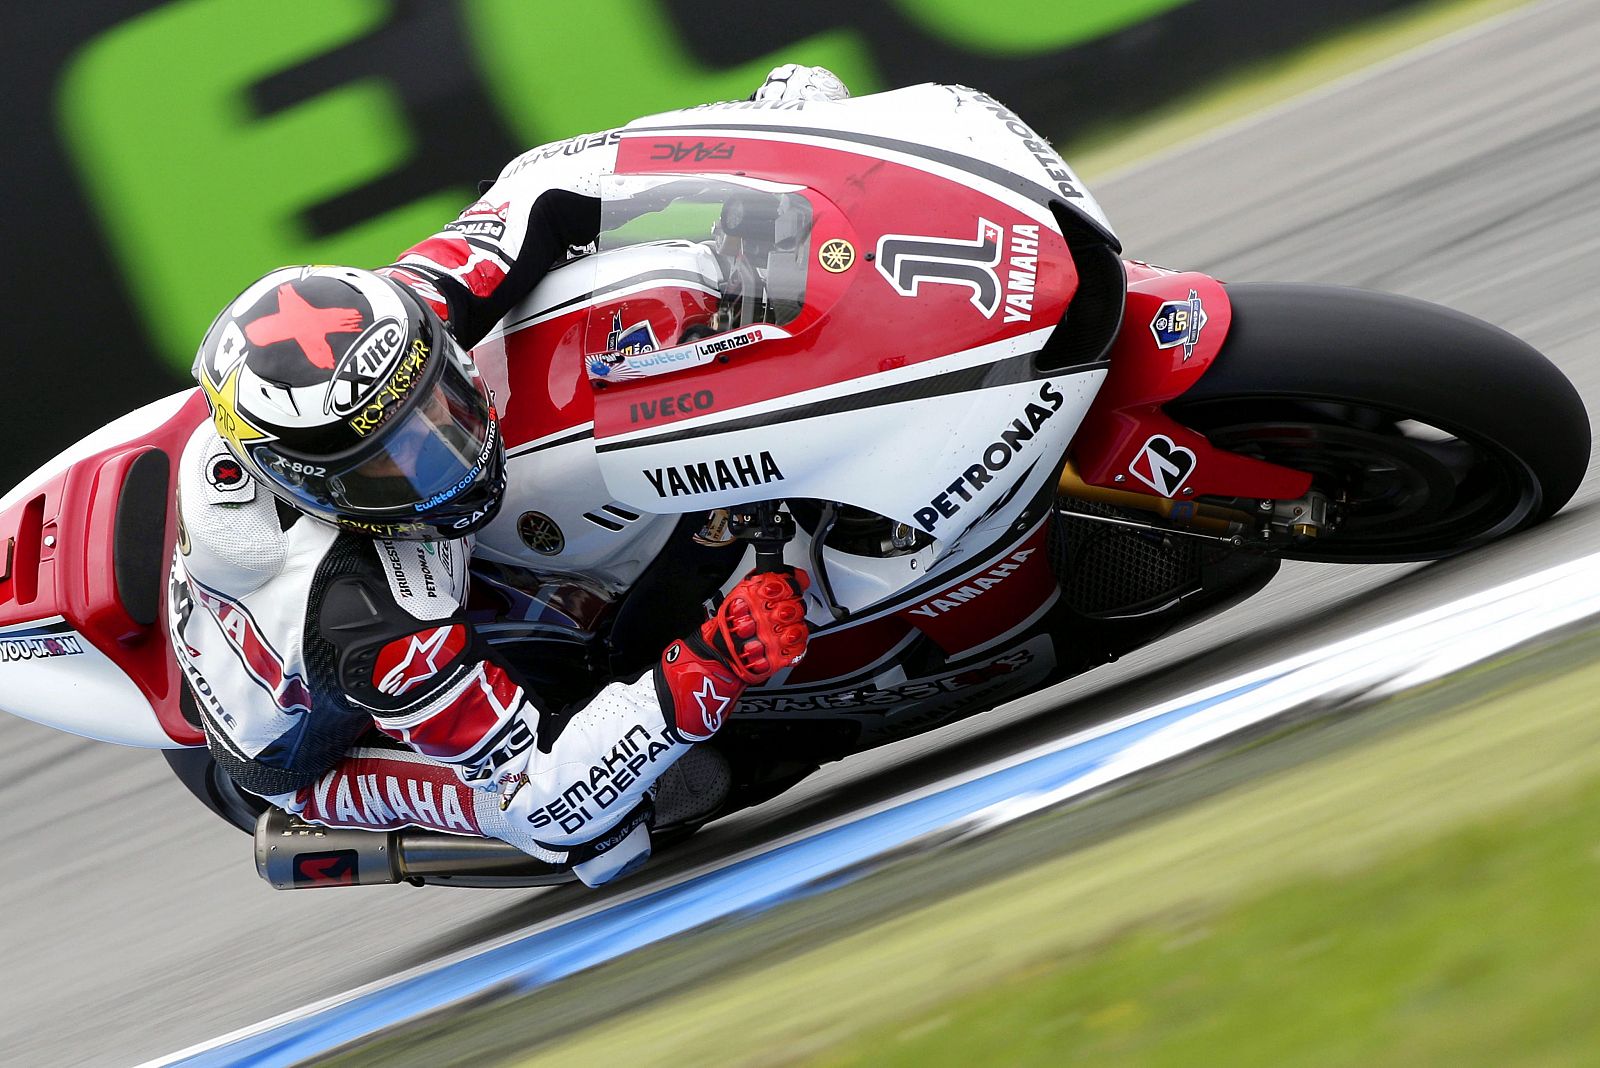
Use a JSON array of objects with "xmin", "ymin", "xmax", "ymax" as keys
[
  {"xmin": 175, "ymin": 425, "xmax": 313, "ymax": 598},
  {"xmin": 317, "ymin": 535, "xmax": 476, "ymax": 717}
]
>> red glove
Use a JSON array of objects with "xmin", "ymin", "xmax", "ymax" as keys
[{"xmin": 656, "ymin": 570, "xmax": 810, "ymax": 742}]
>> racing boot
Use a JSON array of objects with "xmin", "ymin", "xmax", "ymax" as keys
[{"xmin": 652, "ymin": 744, "xmax": 733, "ymax": 831}]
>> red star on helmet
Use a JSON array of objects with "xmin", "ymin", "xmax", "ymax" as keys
[{"xmin": 244, "ymin": 284, "xmax": 365, "ymax": 370}]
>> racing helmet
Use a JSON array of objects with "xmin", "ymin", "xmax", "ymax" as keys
[{"xmin": 193, "ymin": 265, "xmax": 505, "ymax": 540}]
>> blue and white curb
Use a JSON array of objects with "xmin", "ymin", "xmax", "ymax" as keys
[{"xmin": 150, "ymin": 551, "xmax": 1600, "ymax": 1067}]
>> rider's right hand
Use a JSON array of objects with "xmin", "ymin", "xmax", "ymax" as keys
[{"xmin": 655, "ymin": 570, "xmax": 811, "ymax": 743}]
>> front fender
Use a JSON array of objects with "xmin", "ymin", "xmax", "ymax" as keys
[{"xmin": 1068, "ymin": 266, "xmax": 1311, "ymax": 502}]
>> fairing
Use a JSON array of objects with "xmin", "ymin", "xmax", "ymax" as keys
[
  {"xmin": 470, "ymin": 244, "xmax": 705, "ymax": 589},
  {"xmin": 1070, "ymin": 267, "xmax": 1311, "ymax": 501},
  {"xmin": 573, "ymin": 115, "xmax": 1100, "ymax": 544}
]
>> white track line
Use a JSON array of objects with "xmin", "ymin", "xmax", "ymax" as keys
[{"xmin": 149, "ymin": 548, "xmax": 1600, "ymax": 1067}]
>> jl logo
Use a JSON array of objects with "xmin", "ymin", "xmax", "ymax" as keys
[{"xmin": 875, "ymin": 218, "xmax": 1004, "ymax": 316}]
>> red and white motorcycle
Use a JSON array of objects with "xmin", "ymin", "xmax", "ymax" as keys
[{"xmin": 0, "ymin": 85, "xmax": 1586, "ymax": 887}]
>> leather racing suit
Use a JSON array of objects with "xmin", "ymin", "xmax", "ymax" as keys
[{"xmin": 167, "ymin": 66, "xmax": 841, "ymax": 886}]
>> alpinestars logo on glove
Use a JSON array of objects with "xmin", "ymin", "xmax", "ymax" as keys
[{"xmin": 694, "ymin": 677, "xmax": 732, "ymax": 734}]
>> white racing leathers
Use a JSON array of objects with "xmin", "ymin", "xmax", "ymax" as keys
[
  {"xmin": 168, "ymin": 68, "xmax": 848, "ymax": 886},
  {"xmin": 168, "ymin": 428, "xmax": 690, "ymax": 885}
]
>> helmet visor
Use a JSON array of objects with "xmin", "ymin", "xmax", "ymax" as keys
[
  {"xmin": 252, "ymin": 343, "xmax": 497, "ymax": 526},
  {"xmin": 325, "ymin": 368, "xmax": 493, "ymax": 514}
]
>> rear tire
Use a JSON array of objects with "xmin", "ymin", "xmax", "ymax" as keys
[
  {"xmin": 1167, "ymin": 284, "xmax": 1589, "ymax": 562},
  {"xmin": 164, "ymin": 748, "xmax": 266, "ymax": 834}
]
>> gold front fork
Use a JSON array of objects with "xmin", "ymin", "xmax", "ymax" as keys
[{"xmin": 1057, "ymin": 461, "xmax": 1250, "ymax": 536}]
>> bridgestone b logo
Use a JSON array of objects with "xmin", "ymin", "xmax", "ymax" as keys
[{"xmin": 876, "ymin": 218, "xmax": 1004, "ymax": 316}]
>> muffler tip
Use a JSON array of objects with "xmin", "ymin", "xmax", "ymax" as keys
[{"xmin": 253, "ymin": 808, "xmax": 401, "ymax": 889}]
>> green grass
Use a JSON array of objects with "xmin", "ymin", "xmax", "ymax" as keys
[
  {"xmin": 519, "ymin": 634, "xmax": 1600, "ymax": 1067},
  {"xmin": 819, "ymin": 751, "xmax": 1600, "ymax": 1067}
]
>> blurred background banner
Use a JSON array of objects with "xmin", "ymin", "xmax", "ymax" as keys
[{"xmin": 3, "ymin": 0, "xmax": 1420, "ymax": 489}]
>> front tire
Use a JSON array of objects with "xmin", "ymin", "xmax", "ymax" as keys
[{"xmin": 1167, "ymin": 284, "xmax": 1589, "ymax": 562}]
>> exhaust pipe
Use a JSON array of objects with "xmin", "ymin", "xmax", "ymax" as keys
[
  {"xmin": 254, "ymin": 808, "xmax": 575, "ymax": 889},
  {"xmin": 255, "ymin": 743, "xmax": 737, "ymax": 889}
]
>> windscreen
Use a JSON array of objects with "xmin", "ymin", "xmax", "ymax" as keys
[{"xmin": 598, "ymin": 174, "xmax": 814, "ymax": 332}]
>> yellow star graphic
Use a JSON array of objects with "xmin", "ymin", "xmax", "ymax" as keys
[{"xmin": 198, "ymin": 364, "xmax": 270, "ymax": 454}]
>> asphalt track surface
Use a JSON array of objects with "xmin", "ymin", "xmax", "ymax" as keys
[{"xmin": 4, "ymin": 2, "xmax": 1599, "ymax": 1062}]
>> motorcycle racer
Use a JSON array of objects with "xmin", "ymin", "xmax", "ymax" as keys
[{"xmin": 168, "ymin": 65, "xmax": 844, "ymax": 886}]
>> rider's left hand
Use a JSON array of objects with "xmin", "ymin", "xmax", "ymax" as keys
[{"xmin": 752, "ymin": 64, "xmax": 850, "ymax": 104}]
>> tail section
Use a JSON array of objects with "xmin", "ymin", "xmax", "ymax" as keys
[{"xmin": 0, "ymin": 390, "xmax": 208, "ymax": 747}]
